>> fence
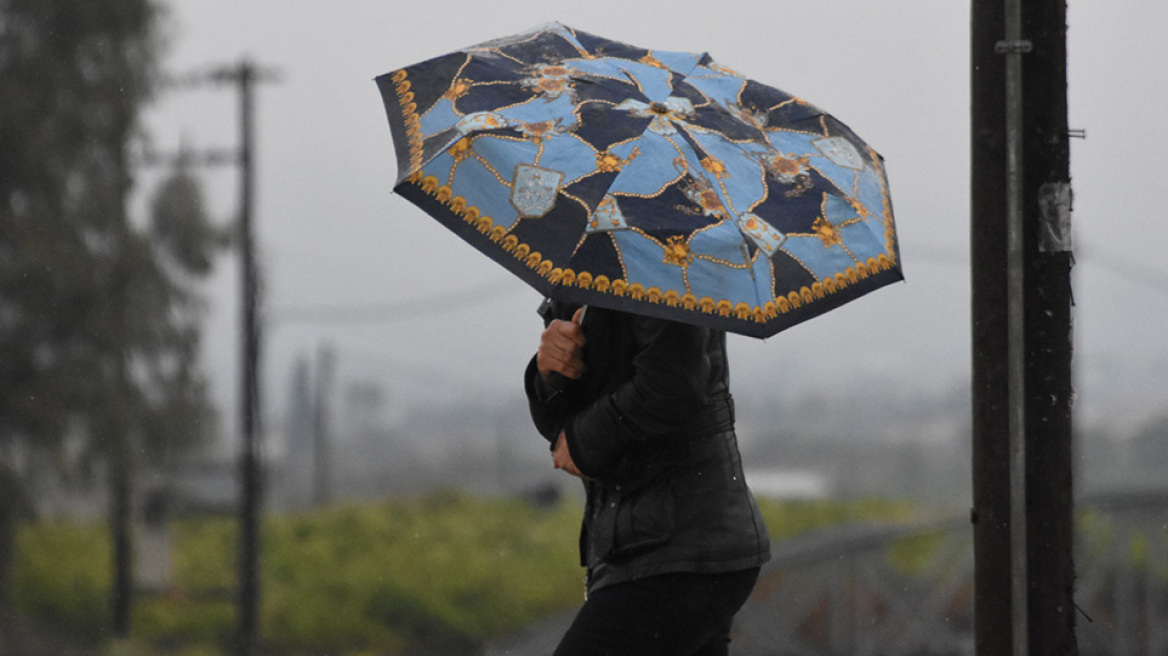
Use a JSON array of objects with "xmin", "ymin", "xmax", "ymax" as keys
[{"xmin": 488, "ymin": 489, "xmax": 1168, "ymax": 655}]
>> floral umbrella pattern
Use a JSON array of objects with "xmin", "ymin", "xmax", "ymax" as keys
[{"xmin": 377, "ymin": 22, "xmax": 901, "ymax": 338}]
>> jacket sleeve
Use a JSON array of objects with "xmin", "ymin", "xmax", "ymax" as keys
[
  {"xmin": 524, "ymin": 355, "xmax": 565, "ymax": 446},
  {"xmin": 564, "ymin": 315, "xmax": 714, "ymax": 478}
]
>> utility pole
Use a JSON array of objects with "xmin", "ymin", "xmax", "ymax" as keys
[
  {"xmin": 312, "ymin": 343, "xmax": 334, "ymax": 506},
  {"xmin": 110, "ymin": 283, "xmax": 133, "ymax": 638},
  {"xmin": 233, "ymin": 58, "xmax": 277, "ymax": 656},
  {"xmin": 111, "ymin": 134, "xmax": 135, "ymax": 638},
  {"xmin": 128, "ymin": 82, "xmax": 235, "ymax": 644},
  {"xmin": 971, "ymin": 1, "xmax": 1077, "ymax": 654},
  {"xmin": 151, "ymin": 58, "xmax": 278, "ymax": 656}
]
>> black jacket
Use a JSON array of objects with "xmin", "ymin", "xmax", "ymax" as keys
[{"xmin": 525, "ymin": 301, "xmax": 770, "ymax": 592}]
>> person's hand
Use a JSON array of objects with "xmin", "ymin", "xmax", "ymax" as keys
[
  {"xmin": 552, "ymin": 431, "xmax": 588, "ymax": 479},
  {"xmin": 537, "ymin": 307, "xmax": 586, "ymax": 382}
]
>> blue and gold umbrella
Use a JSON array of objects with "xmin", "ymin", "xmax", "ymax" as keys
[{"xmin": 376, "ymin": 22, "xmax": 901, "ymax": 338}]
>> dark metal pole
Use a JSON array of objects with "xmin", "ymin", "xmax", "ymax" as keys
[
  {"xmin": 1018, "ymin": 1, "xmax": 1077, "ymax": 652},
  {"xmin": 971, "ymin": 3, "xmax": 1014, "ymax": 652},
  {"xmin": 972, "ymin": 1, "xmax": 1077, "ymax": 653},
  {"xmin": 236, "ymin": 58, "xmax": 262, "ymax": 656}
]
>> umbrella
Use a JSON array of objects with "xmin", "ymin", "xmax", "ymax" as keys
[{"xmin": 375, "ymin": 22, "xmax": 901, "ymax": 338}]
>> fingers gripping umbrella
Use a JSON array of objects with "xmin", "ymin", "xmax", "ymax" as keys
[{"xmin": 376, "ymin": 22, "xmax": 901, "ymax": 338}]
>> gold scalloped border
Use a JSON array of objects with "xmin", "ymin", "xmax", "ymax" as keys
[
  {"xmin": 392, "ymin": 68, "xmax": 899, "ymax": 326},
  {"xmin": 407, "ymin": 171, "xmax": 897, "ymax": 324},
  {"xmin": 390, "ymin": 69, "xmax": 424, "ymax": 174}
]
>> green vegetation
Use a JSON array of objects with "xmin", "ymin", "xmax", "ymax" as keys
[
  {"xmin": 10, "ymin": 520, "xmax": 112, "ymax": 640},
  {"xmin": 10, "ymin": 492, "xmax": 927, "ymax": 654},
  {"xmin": 755, "ymin": 496, "xmax": 918, "ymax": 540},
  {"xmin": 1, "ymin": 0, "xmax": 225, "ymax": 638}
]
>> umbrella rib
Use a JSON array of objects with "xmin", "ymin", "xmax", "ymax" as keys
[
  {"xmin": 670, "ymin": 122, "xmax": 769, "ymax": 311},
  {"xmin": 437, "ymin": 54, "xmax": 474, "ymax": 94}
]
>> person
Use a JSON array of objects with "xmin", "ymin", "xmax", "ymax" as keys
[{"xmin": 525, "ymin": 299, "xmax": 771, "ymax": 656}]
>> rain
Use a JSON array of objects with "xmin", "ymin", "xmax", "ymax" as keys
[{"xmin": 4, "ymin": 0, "xmax": 1167, "ymax": 653}]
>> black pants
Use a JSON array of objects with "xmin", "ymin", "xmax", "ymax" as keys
[{"xmin": 553, "ymin": 567, "xmax": 760, "ymax": 656}]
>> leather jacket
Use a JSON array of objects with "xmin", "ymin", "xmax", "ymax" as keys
[{"xmin": 525, "ymin": 301, "xmax": 770, "ymax": 592}]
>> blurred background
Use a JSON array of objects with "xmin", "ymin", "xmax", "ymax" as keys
[
  {"xmin": 2, "ymin": 0, "xmax": 1166, "ymax": 654},
  {"xmin": 127, "ymin": 0, "xmax": 1168, "ymax": 511}
]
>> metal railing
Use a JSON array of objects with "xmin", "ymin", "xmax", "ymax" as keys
[
  {"xmin": 1074, "ymin": 490, "xmax": 1168, "ymax": 656},
  {"xmin": 488, "ymin": 488, "xmax": 1168, "ymax": 655},
  {"xmin": 731, "ymin": 516, "xmax": 974, "ymax": 656}
]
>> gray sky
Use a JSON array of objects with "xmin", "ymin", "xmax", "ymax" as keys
[{"xmin": 138, "ymin": 0, "xmax": 1168, "ymax": 443}]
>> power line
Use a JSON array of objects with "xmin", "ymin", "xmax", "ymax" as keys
[
  {"xmin": 269, "ymin": 244, "xmax": 1168, "ymax": 329},
  {"xmin": 269, "ymin": 278, "xmax": 530, "ymax": 325},
  {"xmin": 159, "ymin": 64, "xmax": 281, "ymax": 90},
  {"xmin": 881, "ymin": 242, "xmax": 1168, "ymax": 298},
  {"xmin": 1079, "ymin": 246, "xmax": 1168, "ymax": 297}
]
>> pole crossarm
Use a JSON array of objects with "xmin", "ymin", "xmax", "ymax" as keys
[
  {"xmin": 159, "ymin": 63, "xmax": 281, "ymax": 91},
  {"xmin": 133, "ymin": 147, "xmax": 240, "ymax": 168}
]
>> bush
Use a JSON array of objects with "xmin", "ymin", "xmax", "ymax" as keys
[
  {"xmin": 12, "ymin": 492, "xmax": 927, "ymax": 654},
  {"xmin": 258, "ymin": 491, "xmax": 582, "ymax": 654},
  {"xmin": 121, "ymin": 490, "xmax": 582, "ymax": 654},
  {"xmin": 10, "ymin": 520, "xmax": 110, "ymax": 640},
  {"xmin": 755, "ymin": 496, "xmax": 918, "ymax": 540}
]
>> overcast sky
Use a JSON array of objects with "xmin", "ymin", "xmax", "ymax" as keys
[{"xmin": 137, "ymin": 0, "xmax": 1168, "ymax": 443}]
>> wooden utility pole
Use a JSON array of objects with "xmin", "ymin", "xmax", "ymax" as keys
[
  {"xmin": 971, "ymin": 1, "xmax": 1077, "ymax": 654},
  {"xmin": 234, "ymin": 58, "xmax": 275, "ymax": 656},
  {"xmin": 312, "ymin": 343, "xmax": 334, "ymax": 507},
  {"xmin": 147, "ymin": 59, "xmax": 277, "ymax": 656}
]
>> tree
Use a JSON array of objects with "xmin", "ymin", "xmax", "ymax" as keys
[
  {"xmin": 0, "ymin": 0, "xmax": 226, "ymax": 637},
  {"xmin": 143, "ymin": 160, "xmax": 230, "ymax": 467}
]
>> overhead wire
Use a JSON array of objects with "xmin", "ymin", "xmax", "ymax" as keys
[
  {"xmin": 269, "ymin": 278, "xmax": 531, "ymax": 325},
  {"xmin": 1078, "ymin": 246, "xmax": 1168, "ymax": 297},
  {"xmin": 266, "ymin": 242, "xmax": 1168, "ymax": 327},
  {"xmin": 892, "ymin": 241, "xmax": 1168, "ymax": 298}
]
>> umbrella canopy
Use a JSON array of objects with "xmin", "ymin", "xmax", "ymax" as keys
[{"xmin": 376, "ymin": 22, "xmax": 901, "ymax": 338}]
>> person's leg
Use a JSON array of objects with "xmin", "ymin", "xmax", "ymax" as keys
[
  {"xmin": 689, "ymin": 616, "xmax": 735, "ymax": 656},
  {"xmin": 684, "ymin": 567, "xmax": 760, "ymax": 656},
  {"xmin": 553, "ymin": 567, "xmax": 759, "ymax": 656}
]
